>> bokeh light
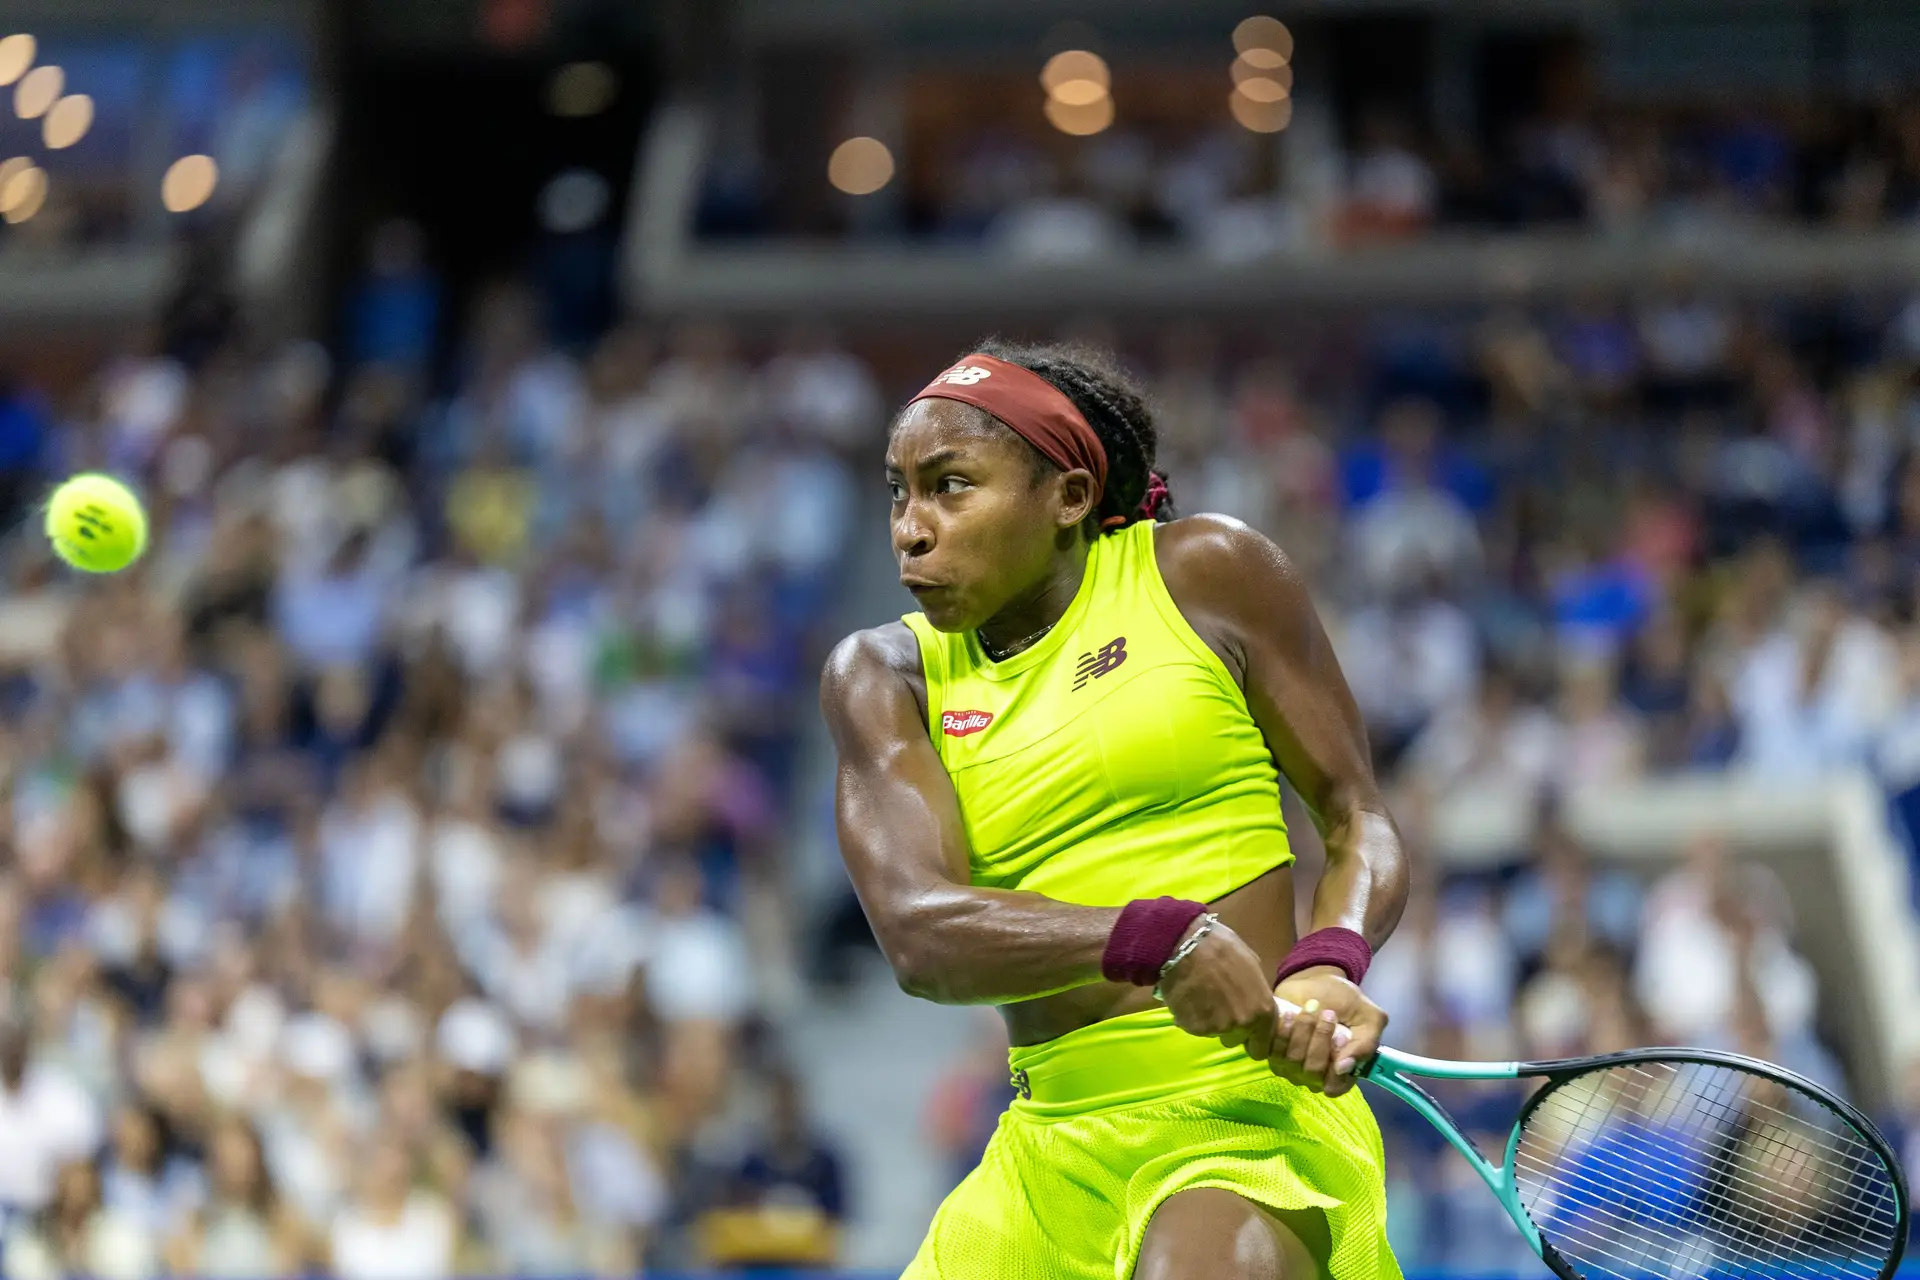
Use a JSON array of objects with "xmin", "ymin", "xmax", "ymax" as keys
[
  {"xmin": 1230, "ymin": 88, "xmax": 1293, "ymax": 133},
  {"xmin": 42, "ymin": 93, "xmax": 92, "ymax": 149},
  {"xmin": 162, "ymin": 154, "xmax": 219, "ymax": 212},
  {"xmin": 1233, "ymin": 16, "xmax": 1294, "ymax": 62},
  {"xmin": 827, "ymin": 136, "xmax": 894, "ymax": 195},
  {"xmin": 1045, "ymin": 94, "xmax": 1114, "ymax": 137},
  {"xmin": 546, "ymin": 61, "xmax": 618, "ymax": 117},
  {"xmin": 1235, "ymin": 75, "xmax": 1291, "ymax": 105},
  {"xmin": 0, "ymin": 156, "xmax": 28, "ymax": 191},
  {"xmin": 1232, "ymin": 58, "xmax": 1293, "ymax": 93},
  {"xmin": 0, "ymin": 33, "xmax": 33, "ymax": 87},
  {"xmin": 1050, "ymin": 78, "xmax": 1108, "ymax": 108},
  {"xmin": 1238, "ymin": 45, "xmax": 1287, "ymax": 71},
  {"xmin": 1040, "ymin": 50, "xmax": 1109, "ymax": 95},
  {"xmin": 0, "ymin": 162, "xmax": 46, "ymax": 223},
  {"xmin": 13, "ymin": 63, "xmax": 60, "ymax": 119}
]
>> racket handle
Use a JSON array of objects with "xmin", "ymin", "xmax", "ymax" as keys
[{"xmin": 1273, "ymin": 996, "xmax": 1355, "ymax": 1050}]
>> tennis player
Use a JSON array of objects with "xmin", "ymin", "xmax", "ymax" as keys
[{"xmin": 821, "ymin": 342, "xmax": 1409, "ymax": 1279}]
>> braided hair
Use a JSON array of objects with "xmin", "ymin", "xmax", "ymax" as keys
[{"xmin": 970, "ymin": 339, "xmax": 1174, "ymax": 537}]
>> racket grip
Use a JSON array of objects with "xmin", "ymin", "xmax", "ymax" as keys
[{"xmin": 1273, "ymin": 996, "xmax": 1355, "ymax": 1050}]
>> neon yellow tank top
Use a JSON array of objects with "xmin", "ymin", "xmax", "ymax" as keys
[{"xmin": 901, "ymin": 520, "xmax": 1293, "ymax": 907}]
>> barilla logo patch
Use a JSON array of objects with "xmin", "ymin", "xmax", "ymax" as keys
[
  {"xmin": 942, "ymin": 709, "xmax": 994, "ymax": 737},
  {"xmin": 932, "ymin": 364, "xmax": 993, "ymax": 386}
]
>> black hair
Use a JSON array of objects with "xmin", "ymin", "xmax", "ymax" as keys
[{"xmin": 966, "ymin": 339, "xmax": 1174, "ymax": 536}]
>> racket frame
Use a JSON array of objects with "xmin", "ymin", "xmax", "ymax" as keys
[{"xmin": 1364, "ymin": 1043, "xmax": 1912, "ymax": 1280}]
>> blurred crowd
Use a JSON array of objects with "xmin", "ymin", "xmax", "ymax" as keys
[
  {"xmin": 16, "ymin": 229, "xmax": 1920, "ymax": 1275},
  {"xmin": 0, "ymin": 284, "xmax": 874, "ymax": 1274},
  {"xmin": 709, "ymin": 85, "xmax": 1920, "ymax": 257}
]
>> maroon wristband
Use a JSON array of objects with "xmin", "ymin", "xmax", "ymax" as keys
[
  {"xmin": 1102, "ymin": 897, "xmax": 1207, "ymax": 987},
  {"xmin": 1274, "ymin": 927, "xmax": 1373, "ymax": 987}
]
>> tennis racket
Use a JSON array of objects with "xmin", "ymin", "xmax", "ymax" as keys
[{"xmin": 1275, "ymin": 998, "xmax": 1910, "ymax": 1280}]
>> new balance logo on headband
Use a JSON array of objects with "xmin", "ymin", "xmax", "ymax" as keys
[{"xmin": 932, "ymin": 365, "xmax": 993, "ymax": 386}]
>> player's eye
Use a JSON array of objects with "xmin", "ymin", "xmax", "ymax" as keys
[
  {"xmin": 887, "ymin": 479, "xmax": 906, "ymax": 502},
  {"xmin": 938, "ymin": 475, "xmax": 971, "ymax": 494}
]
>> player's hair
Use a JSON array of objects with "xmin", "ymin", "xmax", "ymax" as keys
[{"xmin": 969, "ymin": 339, "xmax": 1175, "ymax": 536}]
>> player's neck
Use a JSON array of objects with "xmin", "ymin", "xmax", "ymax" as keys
[{"xmin": 978, "ymin": 549, "xmax": 1088, "ymax": 659}]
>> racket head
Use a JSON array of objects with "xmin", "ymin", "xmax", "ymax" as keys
[{"xmin": 1505, "ymin": 1047, "xmax": 1909, "ymax": 1280}]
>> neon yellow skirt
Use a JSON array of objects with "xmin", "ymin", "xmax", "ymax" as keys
[{"xmin": 903, "ymin": 1006, "xmax": 1402, "ymax": 1280}]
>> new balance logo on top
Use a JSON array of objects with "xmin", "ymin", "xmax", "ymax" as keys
[
  {"xmin": 942, "ymin": 709, "xmax": 994, "ymax": 737},
  {"xmin": 1073, "ymin": 637, "xmax": 1129, "ymax": 690},
  {"xmin": 932, "ymin": 364, "xmax": 993, "ymax": 386}
]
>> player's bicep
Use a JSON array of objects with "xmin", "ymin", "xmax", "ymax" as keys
[{"xmin": 820, "ymin": 635, "xmax": 974, "ymax": 941}]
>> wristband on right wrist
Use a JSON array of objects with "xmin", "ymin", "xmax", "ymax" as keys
[{"xmin": 1101, "ymin": 896, "xmax": 1207, "ymax": 987}]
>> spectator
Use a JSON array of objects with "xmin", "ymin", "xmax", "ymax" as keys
[
  {"xmin": 100, "ymin": 1104, "xmax": 202, "ymax": 1244},
  {"xmin": 0, "ymin": 1020, "xmax": 104, "ymax": 1220},
  {"xmin": 328, "ymin": 1138, "xmax": 459, "ymax": 1280},
  {"xmin": 698, "ymin": 1070, "xmax": 845, "ymax": 1269},
  {"xmin": 1634, "ymin": 836, "xmax": 1819, "ymax": 1045},
  {"xmin": 165, "ymin": 1117, "xmax": 306, "ymax": 1279},
  {"xmin": 1730, "ymin": 579, "xmax": 1899, "ymax": 776},
  {"xmin": 4, "ymin": 1159, "xmax": 158, "ymax": 1280}
]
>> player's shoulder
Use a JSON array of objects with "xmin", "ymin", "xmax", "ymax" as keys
[
  {"xmin": 1153, "ymin": 512, "xmax": 1298, "ymax": 584},
  {"xmin": 821, "ymin": 620, "xmax": 923, "ymax": 704}
]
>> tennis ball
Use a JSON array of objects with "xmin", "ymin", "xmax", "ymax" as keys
[{"xmin": 44, "ymin": 473, "xmax": 148, "ymax": 573}]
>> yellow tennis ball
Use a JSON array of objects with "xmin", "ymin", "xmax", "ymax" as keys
[{"xmin": 44, "ymin": 473, "xmax": 148, "ymax": 573}]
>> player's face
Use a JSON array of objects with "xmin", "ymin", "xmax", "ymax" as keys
[{"xmin": 886, "ymin": 400, "xmax": 1079, "ymax": 632}]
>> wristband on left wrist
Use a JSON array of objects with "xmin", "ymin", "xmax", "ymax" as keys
[{"xmin": 1273, "ymin": 926, "xmax": 1373, "ymax": 987}]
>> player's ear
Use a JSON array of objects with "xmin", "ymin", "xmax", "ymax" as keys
[{"xmin": 1056, "ymin": 470, "xmax": 1098, "ymax": 529}]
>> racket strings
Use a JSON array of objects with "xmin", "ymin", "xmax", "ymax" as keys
[{"xmin": 1510, "ymin": 1060, "xmax": 1901, "ymax": 1280}]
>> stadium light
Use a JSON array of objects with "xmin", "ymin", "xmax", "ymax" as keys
[
  {"xmin": 161, "ymin": 155, "xmax": 218, "ymax": 212},
  {"xmin": 13, "ymin": 62, "xmax": 60, "ymax": 119},
  {"xmin": 1232, "ymin": 58, "xmax": 1292, "ymax": 94},
  {"xmin": 827, "ymin": 136, "xmax": 893, "ymax": 195},
  {"xmin": 1230, "ymin": 88, "xmax": 1292, "ymax": 134},
  {"xmin": 1233, "ymin": 15, "xmax": 1293, "ymax": 63},
  {"xmin": 1045, "ymin": 95, "xmax": 1114, "ymax": 137},
  {"xmin": 1040, "ymin": 50, "xmax": 1109, "ymax": 96},
  {"xmin": 1235, "ymin": 76, "xmax": 1290, "ymax": 105},
  {"xmin": 0, "ymin": 162, "xmax": 46, "ymax": 223},
  {"xmin": 0, "ymin": 33, "xmax": 32, "ymax": 87},
  {"xmin": 42, "ymin": 93, "xmax": 91, "ymax": 149}
]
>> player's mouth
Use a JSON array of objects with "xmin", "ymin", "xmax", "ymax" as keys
[{"xmin": 900, "ymin": 577, "xmax": 944, "ymax": 597}]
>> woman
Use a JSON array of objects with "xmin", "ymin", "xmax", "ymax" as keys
[
  {"xmin": 165, "ymin": 1117, "xmax": 308, "ymax": 1280},
  {"xmin": 4, "ymin": 1159, "xmax": 158, "ymax": 1280},
  {"xmin": 328, "ymin": 1137, "xmax": 460, "ymax": 1280},
  {"xmin": 822, "ymin": 343, "xmax": 1409, "ymax": 1279}
]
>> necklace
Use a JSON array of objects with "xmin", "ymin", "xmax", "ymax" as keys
[{"xmin": 978, "ymin": 618, "xmax": 1057, "ymax": 662}]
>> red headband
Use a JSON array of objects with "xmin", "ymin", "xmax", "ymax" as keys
[{"xmin": 909, "ymin": 355, "xmax": 1108, "ymax": 501}]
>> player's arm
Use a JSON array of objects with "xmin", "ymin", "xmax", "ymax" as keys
[
  {"xmin": 821, "ymin": 623, "xmax": 1278, "ymax": 1044},
  {"xmin": 820, "ymin": 624, "xmax": 1118, "ymax": 1005},
  {"xmin": 1160, "ymin": 514, "xmax": 1411, "ymax": 1090},
  {"xmin": 1160, "ymin": 515, "xmax": 1408, "ymax": 943}
]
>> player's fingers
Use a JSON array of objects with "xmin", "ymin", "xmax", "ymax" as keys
[
  {"xmin": 1283, "ymin": 998, "xmax": 1320, "ymax": 1063},
  {"xmin": 1301, "ymin": 1007, "xmax": 1338, "ymax": 1077},
  {"xmin": 1243, "ymin": 1001, "xmax": 1275, "ymax": 1061},
  {"xmin": 1325, "ymin": 1027, "xmax": 1378, "ymax": 1096}
]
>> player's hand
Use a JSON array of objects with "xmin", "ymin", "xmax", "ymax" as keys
[
  {"xmin": 1155, "ymin": 919, "xmax": 1279, "ymax": 1060},
  {"xmin": 1269, "ymin": 966, "xmax": 1385, "ymax": 1098}
]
